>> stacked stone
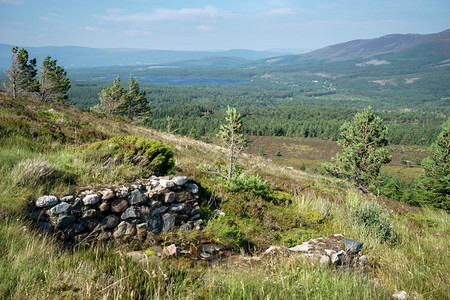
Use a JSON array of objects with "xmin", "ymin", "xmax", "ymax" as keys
[
  {"xmin": 30, "ymin": 176, "xmax": 202, "ymax": 244},
  {"xmin": 263, "ymin": 234, "xmax": 367, "ymax": 269}
]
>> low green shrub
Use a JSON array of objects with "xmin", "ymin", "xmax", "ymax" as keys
[
  {"xmin": 82, "ymin": 136, "xmax": 174, "ymax": 176},
  {"xmin": 223, "ymin": 173, "xmax": 268, "ymax": 197},
  {"xmin": 350, "ymin": 201, "xmax": 396, "ymax": 243}
]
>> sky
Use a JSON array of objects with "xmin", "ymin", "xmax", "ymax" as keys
[{"xmin": 0, "ymin": 0, "xmax": 449, "ymax": 51}]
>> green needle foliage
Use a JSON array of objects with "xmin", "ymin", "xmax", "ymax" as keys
[
  {"xmin": 218, "ymin": 106, "xmax": 244, "ymax": 181},
  {"xmin": 323, "ymin": 106, "xmax": 391, "ymax": 192},
  {"xmin": 93, "ymin": 75, "xmax": 150, "ymax": 122},
  {"xmin": 39, "ymin": 56, "xmax": 71, "ymax": 103},
  {"xmin": 3, "ymin": 47, "xmax": 39, "ymax": 98},
  {"xmin": 417, "ymin": 119, "xmax": 450, "ymax": 209},
  {"xmin": 118, "ymin": 74, "xmax": 151, "ymax": 122},
  {"xmin": 93, "ymin": 75, "xmax": 126, "ymax": 114}
]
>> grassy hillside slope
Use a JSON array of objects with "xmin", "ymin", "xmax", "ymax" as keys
[{"xmin": 0, "ymin": 92, "xmax": 448, "ymax": 299}]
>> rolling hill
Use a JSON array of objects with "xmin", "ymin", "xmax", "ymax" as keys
[
  {"xmin": 0, "ymin": 44, "xmax": 293, "ymax": 69},
  {"xmin": 260, "ymin": 29, "xmax": 450, "ymax": 66}
]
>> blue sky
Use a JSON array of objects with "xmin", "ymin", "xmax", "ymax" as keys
[{"xmin": 0, "ymin": 0, "xmax": 449, "ymax": 51}]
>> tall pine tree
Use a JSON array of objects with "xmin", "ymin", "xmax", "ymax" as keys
[
  {"xmin": 3, "ymin": 47, "xmax": 39, "ymax": 98},
  {"xmin": 39, "ymin": 56, "xmax": 70, "ymax": 102},
  {"xmin": 93, "ymin": 75, "xmax": 126, "ymax": 115},
  {"xmin": 323, "ymin": 106, "xmax": 391, "ymax": 192},
  {"xmin": 417, "ymin": 119, "xmax": 450, "ymax": 210},
  {"xmin": 119, "ymin": 74, "xmax": 151, "ymax": 122}
]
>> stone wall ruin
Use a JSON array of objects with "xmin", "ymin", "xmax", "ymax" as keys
[{"xmin": 29, "ymin": 175, "xmax": 202, "ymax": 245}]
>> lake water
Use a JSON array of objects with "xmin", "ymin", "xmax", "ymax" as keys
[{"xmin": 97, "ymin": 77, "xmax": 248, "ymax": 86}]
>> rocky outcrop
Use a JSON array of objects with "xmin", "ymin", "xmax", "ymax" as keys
[
  {"xmin": 29, "ymin": 175, "xmax": 202, "ymax": 245},
  {"xmin": 263, "ymin": 234, "xmax": 367, "ymax": 269}
]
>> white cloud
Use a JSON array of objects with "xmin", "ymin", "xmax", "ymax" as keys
[
  {"xmin": 78, "ymin": 26, "xmax": 106, "ymax": 32},
  {"xmin": 97, "ymin": 5, "xmax": 228, "ymax": 23},
  {"xmin": 122, "ymin": 29, "xmax": 151, "ymax": 37},
  {"xmin": 196, "ymin": 24, "xmax": 212, "ymax": 32},
  {"xmin": 265, "ymin": 7, "xmax": 294, "ymax": 16}
]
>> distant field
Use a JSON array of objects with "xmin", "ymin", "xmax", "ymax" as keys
[{"xmin": 245, "ymin": 136, "xmax": 427, "ymax": 181}]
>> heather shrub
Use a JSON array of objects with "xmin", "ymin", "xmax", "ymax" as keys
[
  {"xmin": 82, "ymin": 136, "xmax": 174, "ymax": 176},
  {"xmin": 350, "ymin": 201, "xmax": 396, "ymax": 243}
]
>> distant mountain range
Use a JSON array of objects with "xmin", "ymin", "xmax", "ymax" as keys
[
  {"xmin": 0, "ymin": 45, "xmax": 295, "ymax": 69},
  {"xmin": 0, "ymin": 29, "xmax": 449, "ymax": 69},
  {"xmin": 260, "ymin": 29, "xmax": 450, "ymax": 67}
]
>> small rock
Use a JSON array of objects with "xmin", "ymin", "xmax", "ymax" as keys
[
  {"xmin": 164, "ymin": 192, "xmax": 176, "ymax": 204},
  {"xmin": 392, "ymin": 291, "xmax": 408, "ymax": 300},
  {"xmin": 55, "ymin": 215, "xmax": 76, "ymax": 229},
  {"xmin": 119, "ymin": 186, "xmax": 129, "ymax": 198},
  {"xmin": 179, "ymin": 223, "xmax": 193, "ymax": 231},
  {"xmin": 83, "ymin": 194, "xmax": 100, "ymax": 205},
  {"xmin": 101, "ymin": 215, "xmax": 120, "ymax": 229},
  {"xmin": 99, "ymin": 202, "xmax": 110, "ymax": 212},
  {"xmin": 121, "ymin": 207, "xmax": 139, "ymax": 220},
  {"xmin": 341, "ymin": 238, "xmax": 363, "ymax": 254},
  {"xmin": 160, "ymin": 179, "xmax": 175, "ymax": 188},
  {"xmin": 82, "ymin": 209, "xmax": 98, "ymax": 219},
  {"xmin": 151, "ymin": 205, "xmax": 168, "ymax": 216},
  {"xmin": 263, "ymin": 246, "xmax": 290, "ymax": 255},
  {"xmin": 193, "ymin": 219, "xmax": 203, "ymax": 226},
  {"xmin": 213, "ymin": 209, "xmax": 225, "ymax": 216},
  {"xmin": 185, "ymin": 183, "xmax": 199, "ymax": 194},
  {"xmin": 113, "ymin": 221, "xmax": 136, "ymax": 238},
  {"xmin": 190, "ymin": 214, "xmax": 201, "ymax": 221},
  {"xmin": 50, "ymin": 202, "xmax": 72, "ymax": 215},
  {"xmin": 172, "ymin": 176, "xmax": 188, "ymax": 186},
  {"xmin": 31, "ymin": 210, "xmax": 45, "ymax": 221},
  {"xmin": 201, "ymin": 244, "xmax": 225, "ymax": 254},
  {"xmin": 150, "ymin": 179, "xmax": 159, "ymax": 188},
  {"xmin": 359, "ymin": 255, "xmax": 368, "ymax": 266},
  {"xmin": 69, "ymin": 222, "xmax": 85, "ymax": 234},
  {"xmin": 147, "ymin": 217, "xmax": 161, "ymax": 233},
  {"xmin": 150, "ymin": 200, "xmax": 162, "ymax": 208},
  {"xmin": 100, "ymin": 189, "xmax": 115, "ymax": 200},
  {"xmin": 331, "ymin": 250, "xmax": 346, "ymax": 265},
  {"xmin": 97, "ymin": 231, "xmax": 112, "ymax": 241},
  {"xmin": 190, "ymin": 206, "xmax": 200, "ymax": 216},
  {"xmin": 38, "ymin": 221, "xmax": 53, "ymax": 232},
  {"xmin": 146, "ymin": 192, "xmax": 161, "ymax": 201},
  {"xmin": 129, "ymin": 189, "xmax": 147, "ymax": 205},
  {"xmin": 319, "ymin": 255, "xmax": 331, "ymax": 266},
  {"xmin": 163, "ymin": 244, "xmax": 180, "ymax": 256},
  {"xmin": 137, "ymin": 223, "xmax": 148, "ymax": 231},
  {"xmin": 176, "ymin": 191, "xmax": 193, "ymax": 202},
  {"xmin": 111, "ymin": 199, "xmax": 128, "ymax": 213},
  {"xmin": 169, "ymin": 203, "xmax": 186, "ymax": 212},
  {"xmin": 161, "ymin": 213, "xmax": 175, "ymax": 233},
  {"xmin": 36, "ymin": 195, "xmax": 59, "ymax": 208},
  {"xmin": 289, "ymin": 242, "xmax": 312, "ymax": 252},
  {"xmin": 61, "ymin": 195, "xmax": 74, "ymax": 202},
  {"xmin": 199, "ymin": 252, "xmax": 211, "ymax": 259}
]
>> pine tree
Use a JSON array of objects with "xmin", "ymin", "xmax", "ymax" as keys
[
  {"xmin": 417, "ymin": 119, "xmax": 450, "ymax": 209},
  {"xmin": 323, "ymin": 106, "xmax": 391, "ymax": 192},
  {"xmin": 3, "ymin": 47, "xmax": 39, "ymax": 98},
  {"xmin": 39, "ymin": 56, "xmax": 70, "ymax": 102},
  {"xmin": 118, "ymin": 74, "xmax": 151, "ymax": 121},
  {"xmin": 218, "ymin": 106, "xmax": 244, "ymax": 181},
  {"xmin": 93, "ymin": 76, "xmax": 126, "ymax": 114}
]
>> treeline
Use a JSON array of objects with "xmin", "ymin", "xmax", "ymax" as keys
[
  {"xmin": 64, "ymin": 59, "xmax": 449, "ymax": 146},
  {"xmin": 146, "ymin": 104, "xmax": 443, "ymax": 145}
]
